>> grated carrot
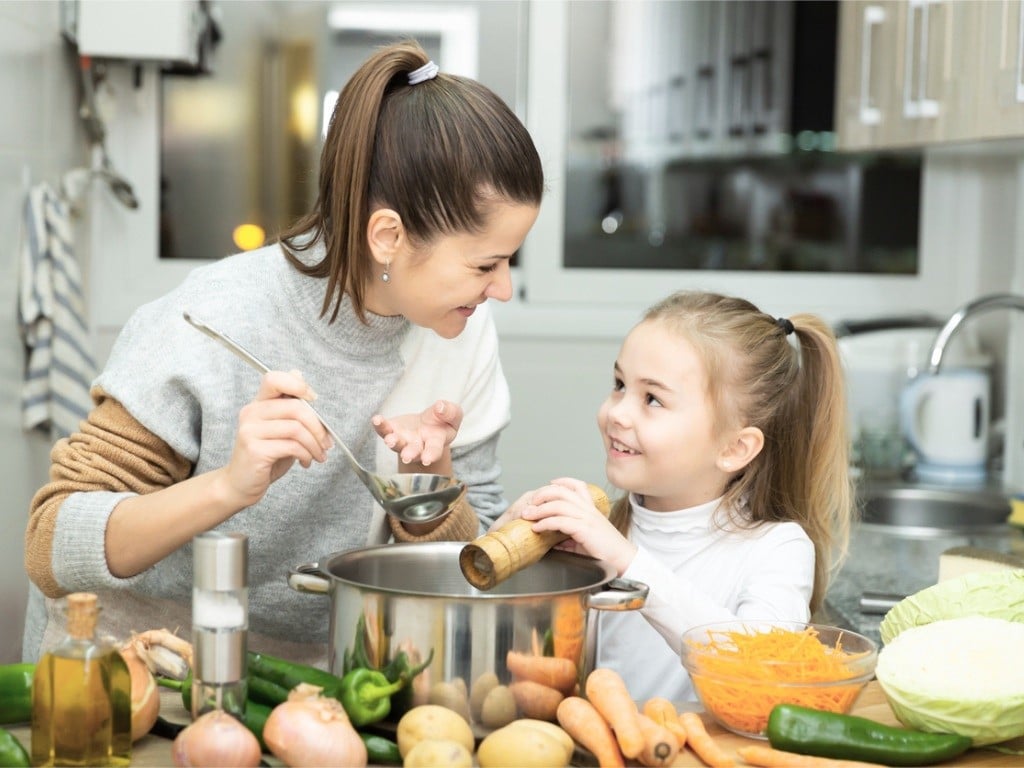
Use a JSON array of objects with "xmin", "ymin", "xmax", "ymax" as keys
[{"xmin": 684, "ymin": 625, "xmax": 871, "ymax": 736}]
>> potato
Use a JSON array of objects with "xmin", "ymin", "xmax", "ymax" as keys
[
  {"xmin": 396, "ymin": 704, "xmax": 474, "ymax": 758},
  {"xmin": 470, "ymin": 671, "xmax": 500, "ymax": 721},
  {"xmin": 480, "ymin": 684, "xmax": 517, "ymax": 728},
  {"xmin": 477, "ymin": 723, "xmax": 572, "ymax": 768},
  {"xmin": 504, "ymin": 719, "xmax": 574, "ymax": 761},
  {"xmin": 403, "ymin": 739, "xmax": 473, "ymax": 768},
  {"xmin": 428, "ymin": 680, "xmax": 472, "ymax": 722}
]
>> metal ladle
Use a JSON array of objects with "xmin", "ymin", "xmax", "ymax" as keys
[{"xmin": 183, "ymin": 312, "xmax": 466, "ymax": 525}]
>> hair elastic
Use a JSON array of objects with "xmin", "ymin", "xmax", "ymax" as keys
[
  {"xmin": 408, "ymin": 61, "xmax": 439, "ymax": 85},
  {"xmin": 776, "ymin": 317, "xmax": 795, "ymax": 336}
]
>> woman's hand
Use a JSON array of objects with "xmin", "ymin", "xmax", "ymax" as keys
[
  {"xmin": 222, "ymin": 370, "xmax": 332, "ymax": 507},
  {"xmin": 521, "ymin": 477, "xmax": 637, "ymax": 576},
  {"xmin": 372, "ymin": 399, "xmax": 463, "ymax": 469}
]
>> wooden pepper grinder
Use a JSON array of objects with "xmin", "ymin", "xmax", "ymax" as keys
[{"xmin": 459, "ymin": 483, "xmax": 612, "ymax": 590}]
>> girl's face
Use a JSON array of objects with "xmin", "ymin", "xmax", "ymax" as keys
[
  {"xmin": 597, "ymin": 319, "xmax": 731, "ymax": 511},
  {"xmin": 368, "ymin": 201, "xmax": 539, "ymax": 339}
]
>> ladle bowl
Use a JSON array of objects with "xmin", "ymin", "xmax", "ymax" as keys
[{"xmin": 183, "ymin": 312, "xmax": 466, "ymax": 525}]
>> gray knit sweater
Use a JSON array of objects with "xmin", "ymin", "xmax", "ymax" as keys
[{"xmin": 23, "ymin": 242, "xmax": 511, "ymax": 665}]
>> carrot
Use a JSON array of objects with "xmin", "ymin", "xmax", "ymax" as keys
[
  {"xmin": 584, "ymin": 667, "xmax": 645, "ymax": 759},
  {"xmin": 551, "ymin": 595, "xmax": 585, "ymax": 662},
  {"xmin": 507, "ymin": 650, "xmax": 578, "ymax": 695},
  {"xmin": 556, "ymin": 695, "xmax": 624, "ymax": 768},
  {"xmin": 509, "ymin": 679, "xmax": 564, "ymax": 721},
  {"xmin": 642, "ymin": 697, "xmax": 688, "ymax": 748},
  {"xmin": 684, "ymin": 625, "xmax": 870, "ymax": 735},
  {"xmin": 736, "ymin": 745, "xmax": 886, "ymax": 767},
  {"xmin": 680, "ymin": 711, "xmax": 735, "ymax": 767},
  {"xmin": 635, "ymin": 712, "xmax": 679, "ymax": 767}
]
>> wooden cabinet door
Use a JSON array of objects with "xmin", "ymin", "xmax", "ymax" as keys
[
  {"xmin": 971, "ymin": 0, "xmax": 1024, "ymax": 140},
  {"xmin": 835, "ymin": 1, "xmax": 903, "ymax": 149}
]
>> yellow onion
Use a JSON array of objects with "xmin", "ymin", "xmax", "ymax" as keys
[
  {"xmin": 263, "ymin": 683, "xmax": 367, "ymax": 767},
  {"xmin": 172, "ymin": 709, "xmax": 262, "ymax": 768},
  {"xmin": 119, "ymin": 641, "xmax": 160, "ymax": 741}
]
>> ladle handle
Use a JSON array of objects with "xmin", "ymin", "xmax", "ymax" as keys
[
  {"xmin": 460, "ymin": 484, "xmax": 611, "ymax": 590},
  {"xmin": 183, "ymin": 312, "xmax": 351, "ymax": 455}
]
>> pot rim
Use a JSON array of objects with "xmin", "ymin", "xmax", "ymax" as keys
[{"xmin": 311, "ymin": 541, "xmax": 619, "ymax": 599}]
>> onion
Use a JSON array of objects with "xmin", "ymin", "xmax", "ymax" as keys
[
  {"xmin": 263, "ymin": 683, "xmax": 368, "ymax": 767},
  {"xmin": 172, "ymin": 710, "xmax": 262, "ymax": 768},
  {"xmin": 119, "ymin": 641, "xmax": 160, "ymax": 741}
]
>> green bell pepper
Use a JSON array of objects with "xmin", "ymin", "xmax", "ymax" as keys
[
  {"xmin": 339, "ymin": 668, "xmax": 404, "ymax": 727},
  {"xmin": 0, "ymin": 727, "xmax": 29, "ymax": 768},
  {"xmin": 766, "ymin": 703, "xmax": 973, "ymax": 766},
  {"xmin": 0, "ymin": 664, "xmax": 34, "ymax": 725}
]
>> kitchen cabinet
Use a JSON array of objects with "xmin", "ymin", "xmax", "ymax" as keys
[
  {"xmin": 835, "ymin": 0, "xmax": 1024, "ymax": 149},
  {"xmin": 971, "ymin": 0, "xmax": 1024, "ymax": 140},
  {"xmin": 612, "ymin": 0, "xmax": 797, "ymax": 164}
]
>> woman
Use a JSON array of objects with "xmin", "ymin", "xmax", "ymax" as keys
[{"xmin": 23, "ymin": 40, "xmax": 544, "ymax": 666}]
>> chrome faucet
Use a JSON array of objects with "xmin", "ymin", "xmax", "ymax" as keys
[{"xmin": 928, "ymin": 292, "xmax": 1024, "ymax": 374}]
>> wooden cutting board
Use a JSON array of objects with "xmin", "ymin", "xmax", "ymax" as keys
[
  {"xmin": 669, "ymin": 680, "xmax": 1024, "ymax": 766},
  {"xmin": 8, "ymin": 682, "xmax": 1020, "ymax": 766}
]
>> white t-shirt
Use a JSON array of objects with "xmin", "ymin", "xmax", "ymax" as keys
[{"xmin": 595, "ymin": 494, "xmax": 815, "ymax": 703}]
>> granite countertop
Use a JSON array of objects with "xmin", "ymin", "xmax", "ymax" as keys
[{"xmin": 823, "ymin": 520, "xmax": 1024, "ymax": 645}]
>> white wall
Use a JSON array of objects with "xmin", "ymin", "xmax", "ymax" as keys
[{"xmin": 0, "ymin": 1, "xmax": 89, "ymax": 663}]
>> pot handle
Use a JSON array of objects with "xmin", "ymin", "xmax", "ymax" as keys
[
  {"xmin": 287, "ymin": 561, "xmax": 330, "ymax": 595},
  {"xmin": 587, "ymin": 577, "xmax": 648, "ymax": 612}
]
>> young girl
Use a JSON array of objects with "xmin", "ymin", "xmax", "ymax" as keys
[
  {"xmin": 498, "ymin": 290, "xmax": 852, "ymax": 702},
  {"xmin": 23, "ymin": 40, "xmax": 543, "ymax": 666}
]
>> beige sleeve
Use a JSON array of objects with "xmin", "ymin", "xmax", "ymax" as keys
[
  {"xmin": 388, "ymin": 495, "xmax": 480, "ymax": 543},
  {"xmin": 24, "ymin": 389, "xmax": 193, "ymax": 598}
]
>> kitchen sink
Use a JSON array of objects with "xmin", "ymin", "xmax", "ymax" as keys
[{"xmin": 857, "ymin": 482, "xmax": 1012, "ymax": 535}]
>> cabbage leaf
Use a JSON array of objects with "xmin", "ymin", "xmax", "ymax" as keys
[{"xmin": 879, "ymin": 569, "xmax": 1024, "ymax": 645}]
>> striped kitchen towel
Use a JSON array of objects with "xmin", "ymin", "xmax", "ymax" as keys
[{"xmin": 18, "ymin": 182, "xmax": 97, "ymax": 440}]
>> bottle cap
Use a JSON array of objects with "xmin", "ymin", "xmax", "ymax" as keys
[{"xmin": 193, "ymin": 532, "xmax": 248, "ymax": 590}]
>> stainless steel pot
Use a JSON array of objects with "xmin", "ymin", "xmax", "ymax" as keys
[{"xmin": 289, "ymin": 541, "xmax": 647, "ymax": 724}]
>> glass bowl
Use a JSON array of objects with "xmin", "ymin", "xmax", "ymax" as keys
[{"xmin": 680, "ymin": 620, "xmax": 878, "ymax": 739}]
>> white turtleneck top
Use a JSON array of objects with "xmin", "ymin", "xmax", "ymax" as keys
[{"xmin": 595, "ymin": 494, "xmax": 814, "ymax": 703}]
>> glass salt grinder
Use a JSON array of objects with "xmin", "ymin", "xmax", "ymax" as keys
[{"xmin": 192, "ymin": 531, "xmax": 249, "ymax": 720}]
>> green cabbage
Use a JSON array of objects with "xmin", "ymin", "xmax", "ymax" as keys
[
  {"xmin": 879, "ymin": 569, "xmax": 1024, "ymax": 644},
  {"xmin": 875, "ymin": 571, "xmax": 1024, "ymax": 746}
]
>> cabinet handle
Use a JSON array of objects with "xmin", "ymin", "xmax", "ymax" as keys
[
  {"xmin": 1017, "ymin": 2, "xmax": 1024, "ymax": 102},
  {"xmin": 904, "ymin": 0, "xmax": 940, "ymax": 119},
  {"xmin": 859, "ymin": 5, "xmax": 885, "ymax": 125}
]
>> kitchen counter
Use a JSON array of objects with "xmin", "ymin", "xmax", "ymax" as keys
[
  {"xmin": 7, "ymin": 683, "xmax": 1022, "ymax": 766},
  {"xmin": 823, "ymin": 520, "xmax": 1024, "ymax": 645}
]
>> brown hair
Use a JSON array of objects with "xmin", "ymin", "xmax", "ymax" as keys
[
  {"xmin": 279, "ymin": 40, "xmax": 544, "ymax": 323},
  {"xmin": 607, "ymin": 291, "xmax": 852, "ymax": 613}
]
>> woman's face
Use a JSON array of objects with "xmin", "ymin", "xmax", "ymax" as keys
[
  {"xmin": 597, "ymin": 319, "xmax": 731, "ymax": 511},
  {"xmin": 367, "ymin": 201, "xmax": 538, "ymax": 339}
]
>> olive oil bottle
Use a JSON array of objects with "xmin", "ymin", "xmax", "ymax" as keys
[{"xmin": 31, "ymin": 592, "xmax": 131, "ymax": 767}]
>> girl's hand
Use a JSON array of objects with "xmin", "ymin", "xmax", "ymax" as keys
[
  {"xmin": 222, "ymin": 370, "xmax": 332, "ymax": 507},
  {"xmin": 372, "ymin": 399, "xmax": 463, "ymax": 468},
  {"xmin": 521, "ymin": 477, "xmax": 637, "ymax": 576},
  {"xmin": 486, "ymin": 489, "xmax": 535, "ymax": 532}
]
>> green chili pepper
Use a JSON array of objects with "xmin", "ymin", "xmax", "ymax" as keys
[
  {"xmin": 339, "ymin": 668, "xmax": 404, "ymax": 727},
  {"xmin": 0, "ymin": 727, "xmax": 30, "ymax": 768},
  {"xmin": 766, "ymin": 704, "xmax": 973, "ymax": 766},
  {"xmin": 359, "ymin": 732, "xmax": 401, "ymax": 765},
  {"xmin": 0, "ymin": 664, "xmax": 34, "ymax": 725},
  {"xmin": 247, "ymin": 652, "xmax": 346, "ymax": 700}
]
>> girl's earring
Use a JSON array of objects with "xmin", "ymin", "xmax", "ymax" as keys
[{"xmin": 382, "ymin": 259, "xmax": 391, "ymax": 283}]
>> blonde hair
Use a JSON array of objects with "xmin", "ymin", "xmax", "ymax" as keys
[
  {"xmin": 279, "ymin": 40, "xmax": 544, "ymax": 323},
  {"xmin": 607, "ymin": 291, "xmax": 852, "ymax": 613}
]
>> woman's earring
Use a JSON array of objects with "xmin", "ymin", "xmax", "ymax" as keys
[{"xmin": 382, "ymin": 259, "xmax": 391, "ymax": 283}]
